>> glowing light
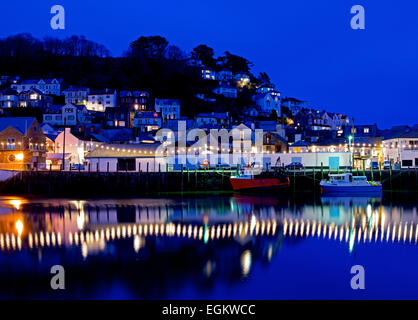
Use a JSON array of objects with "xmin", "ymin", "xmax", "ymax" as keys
[
  {"xmin": 15, "ymin": 220, "xmax": 23, "ymax": 236},
  {"xmin": 203, "ymin": 224, "xmax": 209, "ymax": 244},
  {"xmin": 240, "ymin": 250, "xmax": 252, "ymax": 277},
  {"xmin": 134, "ymin": 235, "xmax": 142, "ymax": 253},
  {"xmin": 10, "ymin": 200, "xmax": 22, "ymax": 210},
  {"xmin": 77, "ymin": 213, "xmax": 85, "ymax": 230},
  {"xmin": 81, "ymin": 242, "xmax": 88, "ymax": 259},
  {"xmin": 349, "ymin": 230, "xmax": 355, "ymax": 253}
]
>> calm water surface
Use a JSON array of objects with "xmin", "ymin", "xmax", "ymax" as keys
[{"xmin": 0, "ymin": 193, "xmax": 418, "ymax": 299}]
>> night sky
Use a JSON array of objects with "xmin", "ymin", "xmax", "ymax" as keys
[{"xmin": 1, "ymin": 0, "xmax": 417, "ymax": 128}]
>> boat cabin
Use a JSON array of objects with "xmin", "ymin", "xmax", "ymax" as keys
[{"xmin": 328, "ymin": 173, "xmax": 368, "ymax": 184}]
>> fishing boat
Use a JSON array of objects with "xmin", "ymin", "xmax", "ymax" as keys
[
  {"xmin": 229, "ymin": 166, "xmax": 289, "ymax": 192},
  {"xmin": 320, "ymin": 173, "xmax": 382, "ymax": 194}
]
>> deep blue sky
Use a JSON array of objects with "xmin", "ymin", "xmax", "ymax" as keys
[{"xmin": 1, "ymin": 0, "xmax": 417, "ymax": 128}]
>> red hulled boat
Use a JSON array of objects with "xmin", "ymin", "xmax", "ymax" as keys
[{"xmin": 229, "ymin": 166, "xmax": 289, "ymax": 192}]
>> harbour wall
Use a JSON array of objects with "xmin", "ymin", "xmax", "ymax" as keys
[{"xmin": 0, "ymin": 168, "xmax": 416, "ymax": 197}]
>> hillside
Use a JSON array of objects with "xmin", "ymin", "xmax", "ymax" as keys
[{"xmin": 0, "ymin": 34, "xmax": 272, "ymax": 118}]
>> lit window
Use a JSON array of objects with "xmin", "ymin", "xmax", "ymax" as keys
[{"xmin": 7, "ymin": 138, "xmax": 15, "ymax": 150}]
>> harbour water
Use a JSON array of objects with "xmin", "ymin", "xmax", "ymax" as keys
[{"xmin": 1, "ymin": 193, "xmax": 418, "ymax": 299}]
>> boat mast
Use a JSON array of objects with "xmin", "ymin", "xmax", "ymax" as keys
[{"xmin": 351, "ymin": 117, "xmax": 355, "ymax": 170}]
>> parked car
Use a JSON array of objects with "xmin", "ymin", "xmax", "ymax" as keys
[
  {"xmin": 285, "ymin": 162, "xmax": 304, "ymax": 170},
  {"xmin": 71, "ymin": 164, "xmax": 85, "ymax": 170}
]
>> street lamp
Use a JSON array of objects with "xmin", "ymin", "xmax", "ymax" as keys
[
  {"xmin": 348, "ymin": 135, "xmax": 353, "ymax": 170},
  {"xmin": 62, "ymin": 116, "xmax": 66, "ymax": 170}
]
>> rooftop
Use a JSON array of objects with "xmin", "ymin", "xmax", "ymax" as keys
[
  {"xmin": 0, "ymin": 88, "xmax": 18, "ymax": 95},
  {"xmin": 155, "ymin": 98, "xmax": 180, "ymax": 104},
  {"xmin": 282, "ymin": 97, "xmax": 304, "ymax": 103},
  {"xmin": 62, "ymin": 86, "xmax": 89, "ymax": 92},
  {"xmin": 291, "ymin": 140, "xmax": 311, "ymax": 147},
  {"xmin": 0, "ymin": 117, "xmax": 36, "ymax": 135},
  {"xmin": 19, "ymin": 78, "xmax": 59, "ymax": 85},
  {"xmin": 89, "ymin": 89, "xmax": 116, "ymax": 95},
  {"xmin": 196, "ymin": 112, "xmax": 229, "ymax": 119},
  {"xmin": 399, "ymin": 129, "xmax": 418, "ymax": 139},
  {"xmin": 120, "ymin": 90, "xmax": 149, "ymax": 98},
  {"xmin": 86, "ymin": 143, "xmax": 161, "ymax": 158},
  {"xmin": 19, "ymin": 88, "xmax": 45, "ymax": 96}
]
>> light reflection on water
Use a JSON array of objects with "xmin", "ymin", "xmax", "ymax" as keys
[{"xmin": 0, "ymin": 193, "xmax": 417, "ymax": 299}]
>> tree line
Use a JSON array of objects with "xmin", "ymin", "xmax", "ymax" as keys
[{"xmin": 0, "ymin": 33, "xmax": 272, "ymax": 118}]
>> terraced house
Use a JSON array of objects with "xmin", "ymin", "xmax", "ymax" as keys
[
  {"xmin": 0, "ymin": 117, "xmax": 46, "ymax": 170},
  {"xmin": 0, "ymin": 88, "xmax": 18, "ymax": 108},
  {"xmin": 383, "ymin": 128, "xmax": 418, "ymax": 168},
  {"xmin": 86, "ymin": 89, "xmax": 117, "ymax": 112},
  {"xmin": 154, "ymin": 98, "xmax": 180, "ymax": 121},
  {"xmin": 62, "ymin": 86, "xmax": 90, "ymax": 104},
  {"xmin": 17, "ymin": 89, "xmax": 53, "ymax": 110},
  {"xmin": 11, "ymin": 78, "xmax": 61, "ymax": 96}
]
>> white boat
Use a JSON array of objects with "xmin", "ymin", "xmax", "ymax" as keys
[{"xmin": 320, "ymin": 173, "xmax": 382, "ymax": 194}]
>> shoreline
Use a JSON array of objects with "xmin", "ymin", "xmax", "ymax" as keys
[{"xmin": 0, "ymin": 169, "xmax": 416, "ymax": 197}]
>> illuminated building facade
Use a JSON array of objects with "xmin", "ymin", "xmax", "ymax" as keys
[
  {"xmin": 383, "ymin": 129, "xmax": 418, "ymax": 168},
  {"xmin": 86, "ymin": 89, "xmax": 117, "ymax": 112},
  {"xmin": 62, "ymin": 87, "xmax": 90, "ymax": 104},
  {"xmin": 0, "ymin": 117, "xmax": 46, "ymax": 170},
  {"xmin": 11, "ymin": 78, "xmax": 61, "ymax": 96}
]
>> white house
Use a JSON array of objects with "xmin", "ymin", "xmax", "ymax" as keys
[
  {"xmin": 383, "ymin": 129, "xmax": 418, "ymax": 168},
  {"xmin": 213, "ymin": 83, "xmax": 237, "ymax": 99},
  {"xmin": 319, "ymin": 111, "xmax": 348, "ymax": 131},
  {"xmin": 52, "ymin": 128, "xmax": 95, "ymax": 166},
  {"xmin": 155, "ymin": 99, "xmax": 180, "ymax": 120},
  {"xmin": 256, "ymin": 83, "xmax": 276, "ymax": 94},
  {"xmin": 86, "ymin": 89, "xmax": 117, "ymax": 112},
  {"xmin": 43, "ymin": 103, "xmax": 86, "ymax": 126},
  {"xmin": 252, "ymin": 92, "xmax": 281, "ymax": 115},
  {"xmin": 62, "ymin": 87, "xmax": 90, "ymax": 104},
  {"xmin": 12, "ymin": 78, "xmax": 61, "ymax": 96}
]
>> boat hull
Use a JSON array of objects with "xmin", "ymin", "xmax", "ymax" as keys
[
  {"xmin": 230, "ymin": 177, "xmax": 289, "ymax": 192},
  {"xmin": 320, "ymin": 184, "xmax": 382, "ymax": 193}
]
